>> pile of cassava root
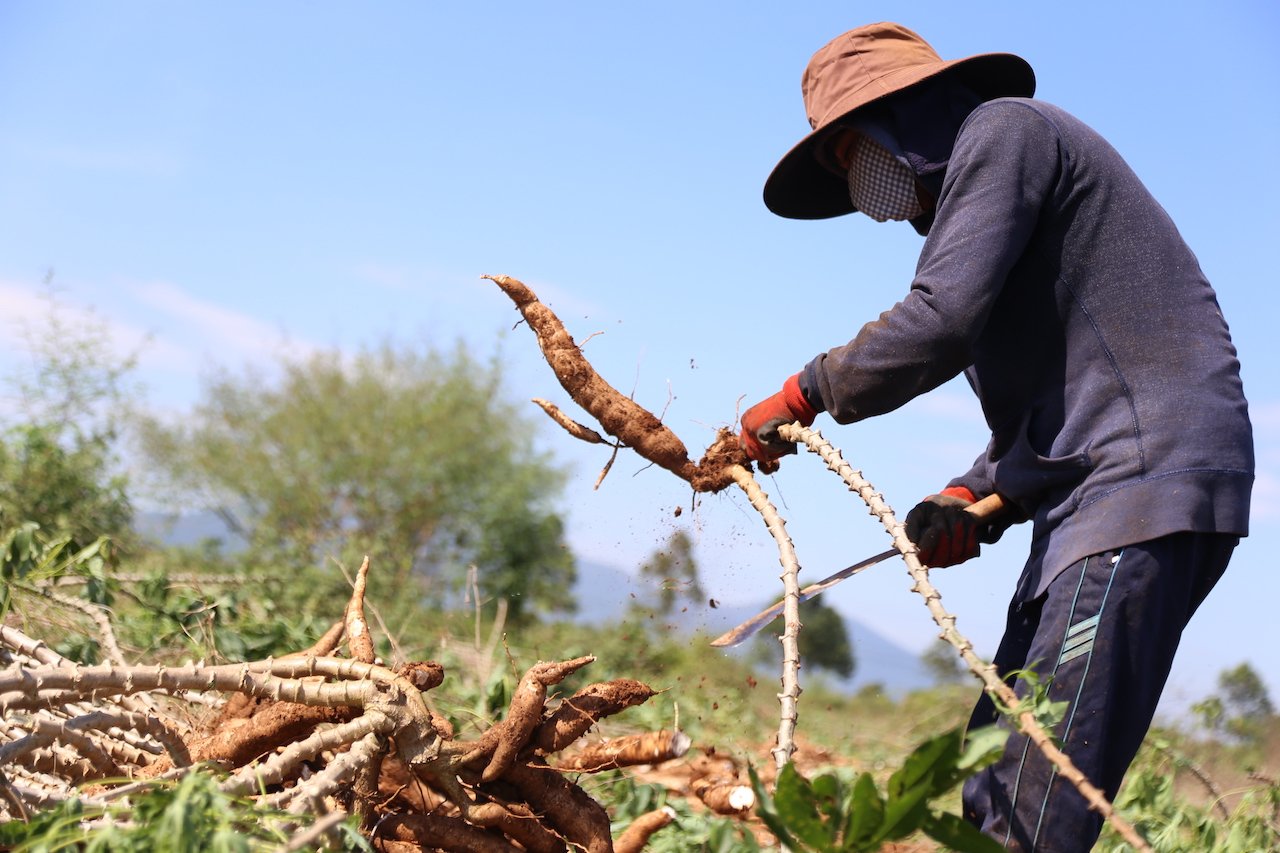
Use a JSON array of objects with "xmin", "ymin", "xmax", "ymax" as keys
[{"xmin": 0, "ymin": 557, "xmax": 759, "ymax": 851}]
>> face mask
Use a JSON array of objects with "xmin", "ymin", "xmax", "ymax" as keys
[{"xmin": 846, "ymin": 134, "xmax": 924, "ymax": 222}]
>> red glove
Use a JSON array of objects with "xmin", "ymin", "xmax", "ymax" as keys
[
  {"xmin": 904, "ymin": 486, "xmax": 981, "ymax": 567},
  {"xmin": 739, "ymin": 374, "xmax": 818, "ymax": 472}
]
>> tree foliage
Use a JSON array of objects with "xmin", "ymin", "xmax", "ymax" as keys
[
  {"xmin": 0, "ymin": 281, "xmax": 137, "ymax": 609},
  {"xmin": 636, "ymin": 528, "xmax": 703, "ymax": 616},
  {"xmin": 7, "ymin": 276, "xmax": 140, "ymax": 445},
  {"xmin": 758, "ymin": 594, "xmax": 856, "ymax": 680},
  {"xmin": 0, "ymin": 424, "xmax": 132, "ymax": 555},
  {"xmin": 135, "ymin": 341, "xmax": 573, "ymax": 621},
  {"xmin": 921, "ymin": 637, "xmax": 966, "ymax": 685},
  {"xmin": 1192, "ymin": 661, "xmax": 1276, "ymax": 747}
]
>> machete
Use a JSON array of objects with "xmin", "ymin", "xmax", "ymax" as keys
[{"xmin": 709, "ymin": 493, "xmax": 1006, "ymax": 648}]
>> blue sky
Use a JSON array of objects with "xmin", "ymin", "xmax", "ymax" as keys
[{"xmin": 1, "ymin": 2, "xmax": 1277, "ymax": 712}]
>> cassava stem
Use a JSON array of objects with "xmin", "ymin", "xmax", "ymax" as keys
[
  {"xmin": 779, "ymin": 422, "xmax": 1153, "ymax": 853},
  {"xmin": 729, "ymin": 462, "xmax": 803, "ymax": 772}
]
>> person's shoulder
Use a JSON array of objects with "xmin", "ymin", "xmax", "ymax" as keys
[
  {"xmin": 967, "ymin": 98, "xmax": 1074, "ymax": 128},
  {"xmin": 960, "ymin": 98, "xmax": 1090, "ymax": 150}
]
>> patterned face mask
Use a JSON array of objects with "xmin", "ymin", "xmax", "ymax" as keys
[{"xmin": 845, "ymin": 134, "xmax": 924, "ymax": 222}]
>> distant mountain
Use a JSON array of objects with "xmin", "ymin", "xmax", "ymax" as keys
[
  {"xmin": 571, "ymin": 559, "xmax": 935, "ymax": 695},
  {"xmin": 135, "ymin": 509, "xmax": 247, "ymax": 551}
]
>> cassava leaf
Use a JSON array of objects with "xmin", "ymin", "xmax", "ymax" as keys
[
  {"xmin": 771, "ymin": 763, "xmax": 836, "ymax": 849},
  {"xmin": 922, "ymin": 811, "xmax": 1007, "ymax": 853},
  {"xmin": 888, "ymin": 727, "xmax": 963, "ymax": 799},
  {"xmin": 843, "ymin": 771, "xmax": 886, "ymax": 846},
  {"xmin": 876, "ymin": 785, "xmax": 931, "ymax": 842},
  {"xmin": 748, "ymin": 764, "xmax": 800, "ymax": 849},
  {"xmin": 957, "ymin": 725, "xmax": 1010, "ymax": 774},
  {"xmin": 810, "ymin": 772, "xmax": 845, "ymax": 824}
]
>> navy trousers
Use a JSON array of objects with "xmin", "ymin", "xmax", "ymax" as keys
[{"xmin": 961, "ymin": 531, "xmax": 1237, "ymax": 852}]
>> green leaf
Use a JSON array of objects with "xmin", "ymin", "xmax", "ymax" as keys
[
  {"xmin": 748, "ymin": 763, "xmax": 800, "ymax": 849},
  {"xmin": 876, "ymin": 786, "xmax": 932, "ymax": 842},
  {"xmin": 956, "ymin": 725, "xmax": 1009, "ymax": 775},
  {"xmin": 771, "ymin": 763, "xmax": 836, "ymax": 849},
  {"xmin": 888, "ymin": 727, "xmax": 963, "ymax": 800},
  {"xmin": 922, "ymin": 811, "xmax": 1006, "ymax": 853},
  {"xmin": 810, "ymin": 772, "xmax": 845, "ymax": 824},
  {"xmin": 843, "ymin": 771, "xmax": 886, "ymax": 846}
]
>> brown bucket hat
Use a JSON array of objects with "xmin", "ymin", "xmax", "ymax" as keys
[{"xmin": 763, "ymin": 22, "xmax": 1035, "ymax": 220}]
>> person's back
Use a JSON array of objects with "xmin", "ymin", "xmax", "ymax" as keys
[{"xmin": 920, "ymin": 97, "xmax": 1254, "ymax": 597}]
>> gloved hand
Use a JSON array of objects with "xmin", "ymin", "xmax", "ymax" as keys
[
  {"xmin": 904, "ymin": 486, "xmax": 982, "ymax": 567},
  {"xmin": 739, "ymin": 374, "xmax": 818, "ymax": 473}
]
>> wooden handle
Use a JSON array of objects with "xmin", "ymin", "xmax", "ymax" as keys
[{"xmin": 963, "ymin": 492, "xmax": 1007, "ymax": 521}]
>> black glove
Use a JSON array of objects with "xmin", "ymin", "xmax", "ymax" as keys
[{"xmin": 904, "ymin": 487, "xmax": 985, "ymax": 568}]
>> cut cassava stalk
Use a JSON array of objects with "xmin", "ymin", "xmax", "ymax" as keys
[
  {"xmin": 0, "ymin": 715, "xmax": 120, "ymax": 779},
  {"xmin": 221, "ymin": 712, "xmax": 393, "ymax": 796},
  {"xmin": 0, "ymin": 659, "xmax": 378, "ymax": 714},
  {"xmin": 692, "ymin": 776, "xmax": 756, "ymax": 815},
  {"xmin": 0, "ymin": 623, "xmax": 157, "ymax": 721},
  {"xmin": 556, "ymin": 729, "xmax": 691, "ymax": 772},
  {"xmin": 275, "ymin": 731, "xmax": 387, "ymax": 814},
  {"xmin": 778, "ymin": 422, "xmax": 1154, "ymax": 853}
]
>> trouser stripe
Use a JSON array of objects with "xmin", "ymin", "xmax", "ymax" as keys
[
  {"xmin": 1065, "ymin": 614, "xmax": 1099, "ymax": 639},
  {"xmin": 1031, "ymin": 549, "xmax": 1125, "ymax": 847},
  {"xmin": 1058, "ymin": 617, "xmax": 1099, "ymax": 665},
  {"xmin": 1002, "ymin": 555, "xmax": 1094, "ymax": 847},
  {"xmin": 1058, "ymin": 638, "xmax": 1095, "ymax": 666}
]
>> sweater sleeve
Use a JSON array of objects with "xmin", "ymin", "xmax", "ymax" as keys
[{"xmin": 802, "ymin": 100, "xmax": 1064, "ymax": 424}]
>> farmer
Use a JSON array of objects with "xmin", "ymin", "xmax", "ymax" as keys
[{"xmin": 738, "ymin": 22, "xmax": 1254, "ymax": 851}]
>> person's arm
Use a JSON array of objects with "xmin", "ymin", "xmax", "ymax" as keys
[{"xmin": 804, "ymin": 100, "xmax": 1063, "ymax": 423}]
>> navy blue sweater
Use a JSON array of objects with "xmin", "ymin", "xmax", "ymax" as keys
[{"xmin": 801, "ymin": 98, "xmax": 1253, "ymax": 597}]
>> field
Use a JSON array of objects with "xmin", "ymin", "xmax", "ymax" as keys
[
  {"xmin": 4, "ymin": 558, "xmax": 1277, "ymax": 852},
  {"xmin": 2, "ymin": 277, "xmax": 1276, "ymax": 851}
]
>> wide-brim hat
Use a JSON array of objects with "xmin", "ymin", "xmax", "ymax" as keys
[{"xmin": 763, "ymin": 22, "xmax": 1035, "ymax": 220}]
